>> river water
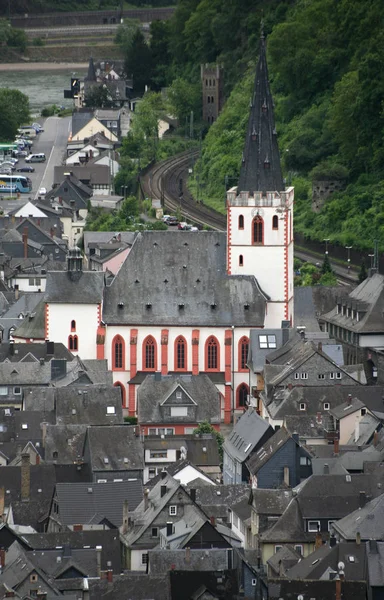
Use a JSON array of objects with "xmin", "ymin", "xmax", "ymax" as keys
[{"xmin": 0, "ymin": 68, "xmax": 87, "ymax": 116}]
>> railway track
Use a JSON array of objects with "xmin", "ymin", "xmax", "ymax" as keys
[
  {"xmin": 140, "ymin": 151, "xmax": 358, "ymax": 285},
  {"xmin": 140, "ymin": 150, "xmax": 226, "ymax": 231}
]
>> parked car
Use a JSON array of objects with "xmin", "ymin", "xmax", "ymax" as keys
[
  {"xmin": 0, "ymin": 163, "xmax": 16, "ymax": 172},
  {"xmin": 162, "ymin": 214, "xmax": 171, "ymax": 222},
  {"xmin": 178, "ymin": 222, "xmax": 192, "ymax": 230},
  {"xmin": 17, "ymin": 166, "xmax": 35, "ymax": 173},
  {"xmin": 15, "ymin": 150, "xmax": 28, "ymax": 158},
  {"xmin": 0, "ymin": 167, "xmax": 12, "ymax": 175},
  {"xmin": 166, "ymin": 216, "xmax": 179, "ymax": 226},
  {"xmin": 32, "ymin": 122, "xmax": 44, "ymax": 132},
  {"xmin": 38, "ymin": 187, "xmax": 47, "ymax": 196}
]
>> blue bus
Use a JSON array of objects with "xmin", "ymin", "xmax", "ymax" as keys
[{"xmin": 0, "ymin": 175, "xmax": 32, "ymax": 194}]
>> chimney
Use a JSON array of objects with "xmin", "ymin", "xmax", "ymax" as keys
[
  {"xmin": 347, "ymin": 394, "xmax": 352, "ymax": 406},
  {"xmin": 0, "ymin": 487, "xmax": 4, "ymax": 521},
  {"xmin": 14, "ymin": 286, "xmax": 19, "ymax": 301},
  {"xmin": 283, "ymin": 466, "xmax": 290, "ymax": 486},
  {"xmin": 46, "ymin": 340, "xmax": 55, "ymax": 355},
  {"xmin": 0, "ymin": 548, "xmax": 5, "ymax": 569},
  {"xmin": 36, "ymin": 454, "xmax": 40, "ymax": 465},
  {"xmin": 370, "ymin": 540, "xmax": 378, "ymax": 554},
  {"xmin": 144, "ymin": 488, "xmax": 149, "ymax": 512},
  {"xmin": 50, "ymin": 228, "xmax": 54, "ymax": 238},
  {"xmin": 185, "ymin": 547, "xmax": 190, "ymax": 563},
  {"xmin": 96, "ymin": 545, "xmax": 102, "ymax": 577},
  {"xmin": 41, "ymin": 422, "xmax": 47, "ymax": 449},
  {"xmin": 161, "ymin": 470, "xmax": 167, "ymax": 480},
  {"xmin": 9, "ymin": 341, "xmax": 14, "ymax": 356},
  {"xmin": 21, "ymin": 453, "xmax": 30, "ymax": 502},
  {"xmin": 354, "ymin": 417, "xmax": 360, "ymax": 443},
  {"xmin": 329, "ymin": 535, "xmax": 337, "ymax": 548},
  {"xmin": 190, "ymin": 488, "xmax": 196, "ymax": 502},
  {"xmin": 279, "ymin": 559, "xmax": 285, "ymax": 577},
  {"xmin": 166, "ymin": 522, "xmax": 173, "ymax": 537},
  {"xmin": 335, "ymin": 578, "xmax": 341, "ymax": 600},
  {"xmin": 107, "ymin": 569, "xmax": 113, "ymax": 583},
  {"xmin": 315, "ymin": 532, "xmax": 322, "ymax": 549},
  {"xmin": 160, "ymin": 485, "xmax": 167, "ymax": 498},
  {"xmin": 5, "ymin": 591, "xmax": 15, "ymax": 598},
  {"xmin": 210, "ymin": 516, "xmax": 216, "ymax": 527},
  {"xmin": 373, "ymin": 431, "xmax": 378, "ymax": 447},
  {"xmin": 359, "ymin": 491, "xmax": 366, "ymax": 508},
  {"xmin": 334, "ymin": 438, "xmax": 339, "ymax": 455},
  {"xmin": 121, "ymin": 499, "xmax": 129, "ymax": 534},
  {"xmin": 22, "ymin": 226, "xmax": 28, "ymax": 259},
  {"xmin": 323, "ymin": 463, "xmax": 330, "ymax": 475},
  {"xmin": 356, "ymin": 531, "xmax": 361, "ymax": 546},
  {"xmin": 318, "ymin": 341, "xmax": 322, "ymax": 352}
]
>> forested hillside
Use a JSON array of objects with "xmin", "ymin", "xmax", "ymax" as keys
[{"xmin": 148, "ymin": 0, "xmax": 384, "ymax": 252}]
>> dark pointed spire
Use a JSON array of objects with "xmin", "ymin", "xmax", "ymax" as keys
[
  {"xmin": 85, "ymin": 57, "xmax": 96, "ymax": 82},
  {"xmin": 238, "ymin": 34, "xmax": 284, "ymax": 193}
]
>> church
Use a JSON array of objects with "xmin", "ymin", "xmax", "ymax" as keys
[{"xmin": 14, "ymin": 37, "xmax": 294, "ymax": 425}]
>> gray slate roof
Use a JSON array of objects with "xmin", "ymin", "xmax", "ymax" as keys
[
  {"xmin": 249, "ymin": 488, "xmax": 292, "ymax": 515},
  {"xmin": 85, "ymin": 425, "xmax": 144, "ymax": 472},
  {"xmin": 13, "ymin": 298, "xmax": 46, "ymax": 339},
  {"xmin": 149, "ymin": 548, "xmax": 229, "ymax": 574},
  {"xmin": 332, "ymin": 492, "xmax": 384, "ymax": 540},
  {"xmin": 55, "ymin": 479, "xmax": 143, "ymax": 527},
  {"xmin": 103, "ymin": 231, "xmax": 267, "ymax": 326},
  {"xmin": 88, "ymin": 573, "xmax": 170, "ymax": 600},
  {"xmin": 322, "ymin": 273, "xmax": 384, "ymax": 333},
  {"xmin": 137, "ymin": 373, "xmax": 221, "ymax": 425},
  {"xmin": 267, "ymin": 544, "xmax": 301, "ymax": 575},
  {"xmin": 45, "ymin": 270, "xmax": 104, "ymax": 303},
  {"xmin": 223, "ymin": 407, "xmax": 273, "ymax": 462},
  {"xmin": 186, "ymin": 483, "xmax": 250, "ymax": 520},
  {"xmin": 246, "ymin": 426, "xmax": 292, "ymax": 475},
  {"xmin": 55, "ymin": 385, "xmax": 123, "ymax": 425}
]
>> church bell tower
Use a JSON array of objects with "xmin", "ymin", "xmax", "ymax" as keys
[{"xmin": 226, "ymin": 32, "xmax": 294, "ymax": 328}]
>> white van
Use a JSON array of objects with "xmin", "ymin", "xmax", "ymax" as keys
[{"xmin": 25, "ymin": 153, "xmax": 46, "ymax": 163}]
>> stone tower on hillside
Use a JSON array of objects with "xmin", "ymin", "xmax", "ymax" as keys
[
  {"xmin": 201, "ymin": 64, "xmax": 224, "ymax": 124},
  {"xmin": 226, "ymin": 33, "xmax": 294, "ymax": 327}
]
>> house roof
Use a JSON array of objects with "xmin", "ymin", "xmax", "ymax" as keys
[
  {"xmin": 54, "ymin": 385, "xmax": 123, "ymax": 425},
  {"xmin": 54, "ymin": 165, "xmax": 111, "ymax": 186},
  {"xmin": 284, "ymin": 414, "xmax": 326, "ymax": 440},
  {"xmin": 149, "ymin": 548, "xmax": 229, "ymax": 574},
  {"xmin": 223, "ymin": 407, "xmax": 273, "ymax": 462},
  {"xmin": 266, "ymin": 385, "xmax": 375, "ymax": 421},
  {"xmin": 0, "ymin": 341, "xmax": 73, "ymax": 363},
  {"xmin": 248, "ymin": 327, "xmax": 291, "ymax": 372},
  {"xmin": 285, "ymin": 540, "xmax": 367, "ymax": 581},
  {"xmin": 347, "ymin": 413, "xmax": 379, "ymax": 446},
  {"xmin": 294, "ymin": 285, "xmax": 322, "ymax": 332},
  {"xmin": 330, "ymin": 397, "xmax": 365, "ymax": 419},
  {"xmin": 83, "ymin": 231, "xmax": 135, "ymax": 255},
  {"xmin": 0, "ymin": 541, "xmax": 61, "ymax": 595},
  {"xmin": 249, "ymin": 488, "xmax": 293, "ymax": 515},
  {"xmin": 146, "ymin": 459, "xmax": 216, "ymax": 488},
  {"xmin": 246, "ymin": 426, "xmax": 292, "ymax": 474},
  {"xmin": 267, "ymin": 544, "xmax": 301, "ymax": 575},
  {"xmin": 85, "ymin": 425, "xmax": 144, "ymax": 472},
  {"xmin": 144, "ymin": 435, "xmax": 220, "ymax": 470},
  {"xmin": 45, "ymin": 424, "xmax": 88, "ymax": 464},
  {"xmin": 138, "ymin": 373, "xmax": 221, "ymax": 425},
  {"xmin": 268, "ymin": 579, "xmax": 366, "ymax": 600},
  {"xmin": 45, "ymin": 269, "xmax": 105, "ymax": 303},
  {"xmin": 322, "ymin": 273, "xmax": 384, "ymax": 333},
  {"xmin": 72, "ymin": 110, "xmax": 93, "ymax": 136},
  {"xmin": 22, "ymin": 528, "xmax": 121, "ymax": 572},
  {"xmin": 231, "ymin": 496, "xmax": 252, "ymax": 524},
  {"xmin": 55, "ymin": 479, "xmax": 143, "ymax": 527},
  {"xmin": 88, "ymin": 573, "xmax": 170, "ymax": 600},
  {"xmin": 103, "ymin": 231, "xmax": 267, "ymax": 327},
  {"xmin": 185, "ymin": 483, "xmax": 250, "ymax": 520},
  {"xmin": 28, "ymin": 546, "xmax": 98, "ymax": 578},
  {"xmin": 366, "ymin": 540, "xmax": 384, "ymax": 586},
  {"xmin": 332, "ymin": 492, "xmax": 384, "ymax": 540},
  {"xmin": 10, "ymin": 298, "xmax": 45, "ymax": 340}
]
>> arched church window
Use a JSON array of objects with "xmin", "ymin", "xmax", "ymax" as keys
[{"xmin": 253, "ymin": 216, "xmax": 263, "ymax": 245}]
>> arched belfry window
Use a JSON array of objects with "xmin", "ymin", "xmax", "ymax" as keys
[
  {"xmin": 71, "ymin": 320, "xmax": 76, "ymax": 332},
  {"xmin": 144, "ymin": 336, "xmax": 157, "ymax": 370},
  {"xmin": 238, "ymin": 215, "xmax": 244, "ymax": 230},
  {"xmin": 239, "ymin": 337, "xmax": 249, "ymax": 371},
  {"xmin": 68, "ymin": 335, "xmax": 78, "ymax": 351},
  {"xmin": 205, "ymin": 336, "xmax": 220, "ymax": 371},
  {"xmin": 175, "ymin": 336, "xmax": 187, "ymax": 371},
  {"xmin": 237, "ymin": 383, "xmax": 249, "ymax": 408},
  {"xmin": 253, "ymin": 216, "xmax": 263, "ymax": 245},
  {"xmin": 272, "ymin": 215, "xmax": 279, "ymax": 230},
  {"xmin": 112, "ymin": 335, "xmax": 124, "ymax": 370},
  {"xmin": 239, "ymin": 255, "xmax": 244, "ymax": 267}
]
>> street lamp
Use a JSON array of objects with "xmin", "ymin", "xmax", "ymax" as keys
[
  {"xmin": 345, "ymin": 246, "xmax": 352, "ymax": 272},
  {"xmin": 368, "ymin": 253, "xmax": 375, "ymax": 269},
  {"xmin": 323, "ymin": 239, "xmax": 330, "ymax": 255}
]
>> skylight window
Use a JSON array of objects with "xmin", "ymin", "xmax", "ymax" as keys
[{"xmin": 244, "ymin": 443, "xmax": 252, "ymax": 453}]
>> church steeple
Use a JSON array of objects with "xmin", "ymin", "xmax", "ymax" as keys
[
  {"xmin": 238, "ymin": 33, "xmax": 284, "ymax": 193},
  {"xmin": 85, "ymin": 56, "xmax": 97, "ymax": 82}
]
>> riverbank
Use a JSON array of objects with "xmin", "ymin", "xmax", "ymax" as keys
[{"xmin": 0, "ymin": 62, "xmax": 88, "ymax": 71}]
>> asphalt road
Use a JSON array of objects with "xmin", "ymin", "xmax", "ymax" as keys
[{"xmin": 0, "ymin": 116, "xmax": 70, "ymax": 214}]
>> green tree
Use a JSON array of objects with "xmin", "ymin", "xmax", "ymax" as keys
[
  {"xmin": 358, "ymin": 259, "xmax": 367, "ymax": 283},
  {"xmin": 124, "ymin": 29, "xmax": 153, "ymax": 95},
  {"xmin": 193, "ymin": 421, "xmax": 224, "ymax": 462},
  {"xmin": 0, "ymin": 89, "xmax": 29, "ymax": 141},
  {"xmin": 166, "ymin": 77, "xmax": 201, "ymax": 125},
  {"xmin": 84, "ymin": 85, "xmax": 117, "ymax": 109},
  {"xmin": 321, "ymin": 254, "xmax": 332, "ymax": 275}
]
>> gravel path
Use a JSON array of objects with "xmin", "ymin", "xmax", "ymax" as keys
[{"xmin": 0, "ymin": 62, "xmax": 88, "ymax": 71}]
